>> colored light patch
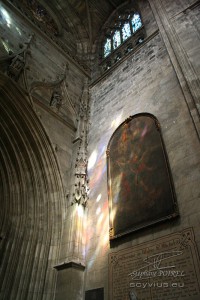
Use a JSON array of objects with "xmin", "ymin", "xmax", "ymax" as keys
[
  {"xmin": 88, "ymin": 149, "xmax": 97, "ymax": 170},
  {"xmin": 89, "ymin": 158, "xmax": 106, "ymax": 193},
  {"xmin": 102, "ymin": 232, "xmax": 109, "ymax": 246},
  {"xmin": 85, "ymin": 200, "xmax": 109, "ymax": 270},
  {"xmin": 96, "ymin": 207, "xmax": 101, "ymax": 215},
  {"xmin": 0, "ymin": 7, "xmax": 11, "ymax": 27},
  {"xmin": 77, "ymin": 204, "xmax": 84, "ymax": 217},
  {"xmin": 111, "ymin": 114, "xmax": 123, "ymax": 129},
  {"xmin": 141, "ymin": 124, "xmax": 148, "ymax": 138},
  {"xmin": 2, "ymin": 40, "xmax": 11, "ymax": 53},
  {"xmin": 96, "ymin": 194, "xmax": 102, "ymax": 202},
  {"xmin": 15, "ymin": 27, "xmax": 22, "ymax": 35},
  {"xmin": 97, "ymin": 213, "xmax": 104, "ymax": 225}
]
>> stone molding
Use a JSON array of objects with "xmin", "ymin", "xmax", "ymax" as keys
[{"xmin": 54, "ymin": 261, "xmax": 86, "ymax": 271}]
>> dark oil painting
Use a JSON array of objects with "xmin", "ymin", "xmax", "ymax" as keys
[{"xmin": 107, "ymin": 113, "xmax": 178, "ymax": 240}]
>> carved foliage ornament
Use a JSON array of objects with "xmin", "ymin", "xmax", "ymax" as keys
[
  {"xmin": 72, "ymin": 140, "xmax": 89, "ymax": 208},
  {"xmin": 71, "ymin": 81, "xmax": 90, "ymax": 208}
]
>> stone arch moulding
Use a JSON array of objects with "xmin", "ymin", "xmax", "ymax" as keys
[
  {"xmin": 0, "ymin": 72, "xmax": 64, "ymax": 299},
  {"xmin": 107, "ymin": 113, "xmax": 179, "ymax": 240}
]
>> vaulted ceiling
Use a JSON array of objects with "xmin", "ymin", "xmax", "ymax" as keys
[
  {"xmin": 53, "ymin": 0, "xmax": 128, "ymax": 45},
  {"xmin": 11, "ymin": 0, "xmax": 129, "ymax": 58}
]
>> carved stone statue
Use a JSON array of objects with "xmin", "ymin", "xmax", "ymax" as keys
[
  {"xmin": 7, "ymin": 54, "xmax": 25, "ymax": 81},
  {"xmin": 50, "ymin": 89, "xmax": 62, "ymax": 109}
]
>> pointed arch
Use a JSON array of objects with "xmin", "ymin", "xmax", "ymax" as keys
[{"xmin": 0, "ymin": 73, "xmax": 64, "ymax": 299}]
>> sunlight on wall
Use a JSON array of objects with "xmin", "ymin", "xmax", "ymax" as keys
[
  {"xmin": 0, "ymin": 6, "xmax": 11, "ymax": 27},
  {"xmin": 96, "ymin": 193, "xmax": 102, "ymax": 202},
  {"xmin": 15, "ymin": 26, "xmax": 22, "ymax": 35},
  {"xmin": 88, "ymin": 142, "xmax": 106, "ymax": 187},
  {"xmin": 110, "ymin": 113, "xmax": 123, "ymax": 130},
  {"xmin": 86, "ymin": 139, "xmax": 110, "ymax": 270},
  {"xmin": 1, "ymin": 39, "xmax": 11, "ymax": 53},
  {"xmin": 88, "ymin": 150, "xmax": 98, "ymax": 171},
  {"xmin": 77, "ymin": 204, "xmax": 84, "ymax": 217},
  {"xmin": 0, "ymin": 5, "xmax": 22, "ymax": 52},
  {"xmin": 86, "ymin": 201, "xmax": 109, "ymax": 270},
  {"xmin": 86, "ymin": 113, "xmax": 125, "ymax": 272}
]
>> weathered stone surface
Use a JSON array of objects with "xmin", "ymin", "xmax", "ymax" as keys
[
  {"xmin": 0, "ymin": 0, "xmax": 200, "ymax": 300},
  {"xmin": 109, "ymin": 228, "xmax": 200, "ymax": 300}
]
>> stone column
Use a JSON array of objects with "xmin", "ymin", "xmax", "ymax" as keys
[
  {"xmin": 148, "ymin": 0, "xmax": 200, "ymax": 139},
  {"xmin": 54, "ymin": 79, "xmax": 90, "ymax": 300}
]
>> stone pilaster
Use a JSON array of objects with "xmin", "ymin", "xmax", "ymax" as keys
[{"xmin": 54, "ymin": 78, "xmax": 90, "ymax": 300}]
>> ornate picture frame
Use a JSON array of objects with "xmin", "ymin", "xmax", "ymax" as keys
[{"xmin": 107, "ymin": 113, "xmax": 178, "ymax": 240}]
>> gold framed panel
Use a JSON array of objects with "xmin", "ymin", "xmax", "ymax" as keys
[{"xmin": 107, "ymin": 113, "xmax": 178, "ymax": 240}]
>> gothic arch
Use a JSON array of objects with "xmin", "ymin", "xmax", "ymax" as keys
[{"xmin": 0, "ymin": 73, "xmax": 64, "ymax": 299}]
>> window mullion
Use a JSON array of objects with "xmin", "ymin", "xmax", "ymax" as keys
[
  {"xmin": 102, "ymin": 10, "xmax": 143, "ymax": 59},
  {"xmin": 120, "ymin": 27, "xmax": 123, "ymax": 44},
  {"xmin": 129, "ymin": 19, "xmax": 133, "ymax": 35}
]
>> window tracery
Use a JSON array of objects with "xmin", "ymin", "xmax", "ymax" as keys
[{"xmin": 103, "ymin": 12, "xmax": 143, "ymax": 59}]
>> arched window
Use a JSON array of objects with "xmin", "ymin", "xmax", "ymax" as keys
[
  {"xmin": 107, "ymin": 114, "xmax": 178, "ymax": 239},
  {"xmin": 103, "ymin": 12, "xmax": 143, "ymax": 58},
  {"xmin": 131, "ymin": 13, "xmax": 142, "ymax": 32}
]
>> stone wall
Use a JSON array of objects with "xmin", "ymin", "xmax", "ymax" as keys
[
  {"xmin": 0, "ymin": 2, "xmax": 88, "ymax": 299},
  {"xmin": 0, "ymin": 0, "xmax": 200, "ymax": 299},
  {"xmin": 86, "ymin": 1, "xmax": 200, "ymax": 299},
  {"xmin": 0, "ymin": 1, "xmax": 88, "ymax": 197}
]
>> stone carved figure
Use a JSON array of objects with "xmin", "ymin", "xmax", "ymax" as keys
[
  {"xmin": 50, "ymin": 89, "xmax": 62, "ymax": 109},
  {"xmin": 7, "ymin": 53, "xmax": 25, "ymax": 81}
]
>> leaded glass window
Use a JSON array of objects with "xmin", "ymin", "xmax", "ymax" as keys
[
  {"xmin": 102, "ymin": 11, "xmax": 143, "ymax": 59},
  {"xmin": 122, "ymin": 22, "xmax": 131, "ymax": 41},
  {"xmin": 104, "ymin": 38, "xmax": 111, "ymax": 57},
  {"xmin": 113, "ymin": 30, "xmax": 121, "ymax": 50},
  {"xmin": 131, "ymin": 13, "xmax": 142, "ymax": 32}
]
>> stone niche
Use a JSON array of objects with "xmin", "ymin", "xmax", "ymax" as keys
[{"xmin": 109, "ymin": 228, "xmax": 200, "ymax": 300}]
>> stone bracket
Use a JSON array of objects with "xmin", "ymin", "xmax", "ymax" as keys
[{"xmin": 53, "ymin": 261, "xmax": 86, "ymax": 271}]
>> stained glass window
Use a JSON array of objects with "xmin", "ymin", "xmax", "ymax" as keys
[
  {"xmin": 102, "ymin": 11, "xmax": 143, "ymax": 58},
  {"xmin": 131, "ymin": 13, "xmax": 142, "ymax": 32},
  {"xmin": 113, "ymin": 30, "xmax": 121, "ymax": 50},
  {"xmin": 104, "ymin": 38, "xmax": 111, "ymax": 57},
  {"xmin": 122, "ymin": 22, "xmax": 131, "ymax": 41}
]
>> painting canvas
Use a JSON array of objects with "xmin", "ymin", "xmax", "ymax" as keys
[{"xmin": 107, "ymin": 114, "xmax": 178, "ymax": 240}]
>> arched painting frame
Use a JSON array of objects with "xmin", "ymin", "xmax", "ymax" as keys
[{"xmin": 107, "ymin": 113, "xmax": 178, "ymax": 240}]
